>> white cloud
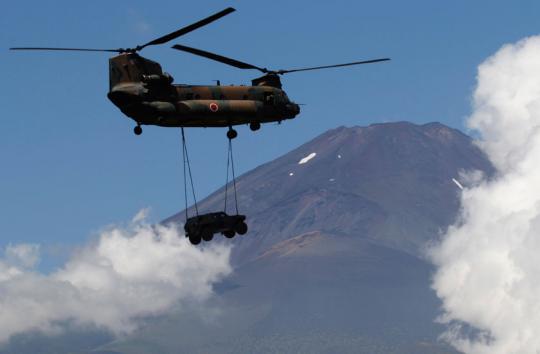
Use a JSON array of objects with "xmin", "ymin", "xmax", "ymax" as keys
[
  {"xmin": 430, "ymin": 35, "xmax": 540, "ymax": 354},
  {"xmin": 4, "ymin": 243, "xmax": 40, "ymax": 268},
  {"xmin": 131, "ymin": 207, "xmax": 150, "ymax": 223},
  {"xmin": 0, "ymin": 213, "xmax": 232, "ymax": 344},
  {"xmin": 458, "ymin": 169, "xmax": 485, "ymax": 188}
]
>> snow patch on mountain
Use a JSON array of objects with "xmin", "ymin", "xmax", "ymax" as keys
[{"xmin": 298, "ymin": 152, "xmax": 317, "ymax": 164}]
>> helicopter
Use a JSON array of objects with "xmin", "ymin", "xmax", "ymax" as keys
[{"xmin": 11, "ymin": 7, "xmax": 390, "ymax": 139}]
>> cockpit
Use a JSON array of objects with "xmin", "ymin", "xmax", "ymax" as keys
[{"xmin": 109, "ymin": 53, "xmax": 166, "ymax": 90}]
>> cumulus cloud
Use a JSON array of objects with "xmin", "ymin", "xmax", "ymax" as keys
[
  {"xmin": 131, "ymin": 207, "xmax": 150, "ymax": 223},
  {"xmin": 430, "ymin": 36, "xmax": 540, "ymax": 354},
  {"xmin": 0, "ymin": 214, "xmax": 232, "ymax": 344},
  {"xmin": 4, "ymin": 243, "xmax": 40, "ymax": 269}
]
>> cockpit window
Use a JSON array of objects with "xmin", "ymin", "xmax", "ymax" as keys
[
  {"xmin": 273, "ymin": 91, "xmax": 289, "ymax": 104},
  {"xmin": 263, "ymin": 92, "xmax": 275, "ymax": 105}
]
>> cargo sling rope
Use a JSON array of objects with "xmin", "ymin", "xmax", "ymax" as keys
[
  {"xmin": 181, "ymin": 128, "xmax": 199, "ymax": 221},
  {"xmin": 223, "ymin": 138, "xmax": 239, "ymax": 215}
]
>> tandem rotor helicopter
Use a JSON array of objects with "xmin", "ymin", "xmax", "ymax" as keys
[{"xmin": 11, "ymin": 7, "xmax": 390, "ymax": 139}]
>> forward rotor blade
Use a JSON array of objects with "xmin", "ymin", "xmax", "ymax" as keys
[
  {"xmin": 140, "ymin": 7, "xmax": 236, "ymax": 50},
  {"xmin": 172, "ymin": 44, "xmax": 267, "ymax": 72},
  {"xmin": 276, "ymin": 58, "xmax": 391, "ymax": 74},
  {"xmin": 10, "ymin": 47, "xmax": 120, "ymax": 52}
]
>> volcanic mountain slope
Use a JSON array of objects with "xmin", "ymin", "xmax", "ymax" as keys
[
  {"xmin": 166, "ymin": 121, "xmax": 492, "ymax": 263},
  {"xmin": 96, "ymin": 122, "xmax": 490, "ymax": 354}
]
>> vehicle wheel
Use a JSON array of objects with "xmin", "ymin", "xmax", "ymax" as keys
[
  {"xmin": 249, "ymin": 122, "xmax": 261, "ymax": 131},
  {"xmin": 189, "ymin": 234, "xmax": 201, "ymax": 245},
  {"xmin": 201, "ymin": 229, "xmax": 214, "ymax": 242},
  {"xmin": 227, "ymin": 128, "xmax": 238, "ymax": 140},
  {"xmin": 223, "ymin": 230, "xmax": 235, "ymax": 238},
  {"xmin": 235, "ymin": 222, "xmax": 248, "ymax": 235},
  {"xmin": 134, "ymin": 125, "xmax": 143, "ymax": 135}
]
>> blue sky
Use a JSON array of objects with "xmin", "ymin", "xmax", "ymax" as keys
[{"xmin": 1, "ymin": 0, "xmax": 540, "ymax": 261}]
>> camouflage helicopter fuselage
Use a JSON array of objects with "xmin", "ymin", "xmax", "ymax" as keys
[{"xmin": 107, "ymin": 53, "xmax": 300, "ymax": 129}]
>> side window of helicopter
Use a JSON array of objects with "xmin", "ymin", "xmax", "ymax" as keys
[{"xmin": 263, "ymin": 92, "xmax": 275, "ymax": 105}]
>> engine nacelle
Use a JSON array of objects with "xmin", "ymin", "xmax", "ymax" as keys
[{"xmin": 141, "ymin": 73, "xmax": 174, "ymax": 85}]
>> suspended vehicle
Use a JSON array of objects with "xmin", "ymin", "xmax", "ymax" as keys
[
  {"xmin": 10, "ymin": 7, "xmax": 390, "ymax": 139},
  {"xmin": 184, "ymin": 212, "xmax": 247, "ymax": 245},
  {"xmin": 179, "ymin": 128, "xmax": 246, "ymax": 245}
]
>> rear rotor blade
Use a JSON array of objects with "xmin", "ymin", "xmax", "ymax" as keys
[
  {"xmin": 276, "ymin": 58, "xmax": 391, "ymax": 74},
  {"xmin": 10, "ymin": 47, "xmax": 120, "ymax": 52},
  {"xmin": 172, "ymin": 44, "xmax": 267, "ymax": 72},
  {"xmin": 139, "ymin": 7, "xmax": 236, "ymax": 50}
]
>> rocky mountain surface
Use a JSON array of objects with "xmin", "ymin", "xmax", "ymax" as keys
[{"xmin": 169, "ymin": 121, "xmax": 492, "ymax": 263}]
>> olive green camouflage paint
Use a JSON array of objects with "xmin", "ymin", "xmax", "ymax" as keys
[{"xmin": 107, "ymin": 53, "xmax": 300, "ymax": 128}]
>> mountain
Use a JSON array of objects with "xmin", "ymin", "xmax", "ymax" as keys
[
  {"xmin": 4, "ymin": 122, "xmax": 493, "ymax": 353},
  {"xmin": 167, "ymin": 121, "xmax": 492, "ymax": 263},
  {"xmin": 97, "ymin": 122, "xmax": 491, "ymax": 354}
]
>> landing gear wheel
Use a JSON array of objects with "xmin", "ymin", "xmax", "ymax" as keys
[
  {"xmin": 249, "ymin": 122, "xmax": 261, "ymax": 131},
  {"xmin": 134, "ymin": 125, "xmax": 143, "ymax": 135},
  {"xmin": 227, "ymin": 128, "xmax": 238, "ymax": 140},
  {"xmin": 188, "ymin": 234, "xmax": 201, "ymax": 245},
  {"xmin": 235, "ymin": 222, "xmax": 248, "ymax": 235},
  {"xmin": 201, "ymin": 229, "xmax": 214, "ymax": 242},
  {"xmin": 223, "ymin": 230, "xmax": 236, "ymax": 239}
]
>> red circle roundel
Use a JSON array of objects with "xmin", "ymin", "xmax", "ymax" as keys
[{"xmin": 209, "ymin": 102, "xmax": 219, "ymax": 112}]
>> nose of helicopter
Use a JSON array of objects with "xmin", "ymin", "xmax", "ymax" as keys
[
  {"xmin": 107, "ymin": 89, "xmax": 140, "ymax": 107},
  {"xmin": 107, "ymin": 86, "xmax": 148, "ymax": 119},
  {"xmin": 285, "ymin": 102, "xmax": 300, "ymax": 118}
]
